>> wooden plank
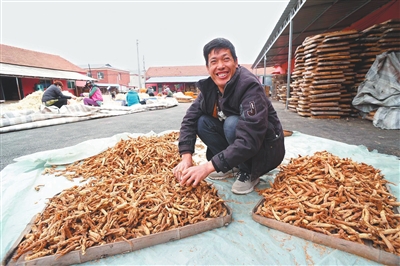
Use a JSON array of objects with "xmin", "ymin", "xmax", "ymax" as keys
[
  {"xmin": 304, "ymin": 43, "xmax": 319, "ymax": 49},
  {"xmin": 311, "ymin": 71, "xmax": 344, "ymax": 76},
  {"xmin": 304, "ymin": 48, "xmax": 317, "ymax": 54},
  {"xmin": 378, "ymin": 38, "xmax": 400, "ymax": 43},
  {"xmin": 310, "ymin": 84, "xmax": 342, "ymax": 89},
  {"xmin": 360, "ymin": 52, "xmax": 380, "ymax": 57},
  {"xmin": 297, "ymin": 112, "xmax": 311, "ymax": 117},
  {"xmin": 304, "ymin": 61, "xmax": 317, "ymax": 66},
  {"xmin": 318, "ymin": 42, "xmax": 349, "ymax": 48},
  {"xmin": 312, "ymin": 79, "xmax": 346, "ymax": 84},
  {"xmin": 311, "ymin": 115, "xmax": 341, "ymax": 119},
  {"xmin": 322, "ymin": 33, "xmax": 360, "ymax": 42},
  {"xmin": 318, "ymin": 52, "xmax": 350, "ymax": 58},
  {"xmin": 316, "ymin": 46, "xmax": 350, "ymax": 53},
  {"xmin": 310, "ymin": 106, "xmax": 341, "ymax": 111},
  {"xmin": 317, "ymin": 61, "xmax": 351, "ymax": 66},
  {"xmin": 315, "ymin": 65, "xmax": 350, "ymax": 70},
  {"xmin": 309, "ymin": 102, "xmax": 339, "ymax": 107},
  {"xmin": 323, "ymin": 29, "xmax": 358, "ymax": 37},
  {"xmin": 340, "ymin": 93, "xmax": 352, "ymax": 98},
  {"xmin": 317, "ymin": 55, "xmax": 351, "ymax": 60},
  {"xmin": 296, "ymin": 106, "xmax": 311, "ymax": 112},
  {"xmin": 302, "ymin": 35, "xmax": 324, "ymax": 46},
  {"xmin": 310, "ymin": 92, "xmax": 341, "ymax": 98},
  {"xmin": 380, "ymin": 41, "xmax": 400, "ymax": 47},
  {"xmin": 313, "ymin": 75, "xmax": 344, "ymax": 80},
  {"xmin": 310, "ymin": 97, "xmax": 341, "ymax": 103},
  {"xmin": 310, "ymin": 89, "xmax": 340, "ymax": 95},
  {"xmin": 311, "ymin": 111, "xmax": 345, "ymax": 115}
]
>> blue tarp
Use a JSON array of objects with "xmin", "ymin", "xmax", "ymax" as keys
[{"xmin": 1, "ymin": 131, "xmax": 399, "ymax": 265}]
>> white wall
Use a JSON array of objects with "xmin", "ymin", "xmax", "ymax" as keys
[{"xmin": 129, "ymin": 73, "xmax": 144, "ymax": 89}]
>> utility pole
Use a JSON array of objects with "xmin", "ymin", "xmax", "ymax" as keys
[
  {"xmin": 143, "ymin": 55, "xmax": 146, "ymax": 86},
  {"xmin": 136, "ymin": 39, "xmax": 142, "ymax": 89}
]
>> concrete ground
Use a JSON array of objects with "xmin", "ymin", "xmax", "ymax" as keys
[{"xmin": 1, "ymin": 99, "xmax": 399, "ymax": 171}]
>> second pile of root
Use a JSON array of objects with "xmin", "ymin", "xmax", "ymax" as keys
[{"xmin": 256, "ymin": 151, "xmax": 400, "ymax": 255}]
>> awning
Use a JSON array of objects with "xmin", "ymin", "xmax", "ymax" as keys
[
  {"xmin": 76, "ymin": 81, "xmax": 87, "ymax": 87},
  {"xmin": 252, "ymin": 0, "xmax": 395, "ymax": 68},
  {"xmin": 0, "ymin": 63, "xmax": 95, "ymax": 81},
  {"xmin": 145, "ymin": 76, "xmax": 209, "ymax": 83}
]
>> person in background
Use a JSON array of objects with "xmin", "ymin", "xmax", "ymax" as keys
[
  {"xmin": 163, "ymin": 86, "xmax": 173, "ymax": 97},
  {"xmin": 126, "ymin": 88, "xmax": 141, "ymax": 106},
  {"xmin": 173, "ymin": 37, "xmax": 285, "ymax": 195},
  {"xmin": 111, "ymin": 90, "xmax": 116, "ymax": 100},
  {"xmin": 83, "ymin": 81, "xmax": 103, "ymax": 106},
  {"xmin": 146, "ymin": 87, "xmax": 155, "ymax": 96},
  {"xmin": 42, "ymin": 80, "xmax": 76, "ymax": 108}
]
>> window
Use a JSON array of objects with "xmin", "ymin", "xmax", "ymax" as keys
[
  {"xmin": 34, "ymin": 80, "xmax": 51, "ymax": 91},
  {"xmin": 67, "ymin": 80, "xmax": 76, "ymax": 89},
  {"xmin": 118, "ymin": 73, "xmax": 121, "ymax": 81},
  {"xmin": 97, "ymin": 72, "xmax": 104, "ymax": 79},
  {"xmin": 41, "ymin": 79, "xmax": 51, "ymax": 87}
]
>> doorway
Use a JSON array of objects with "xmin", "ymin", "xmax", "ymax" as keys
[{"xmin": 0, "ymin": 77, "xmax": 23, "ymax": 101}]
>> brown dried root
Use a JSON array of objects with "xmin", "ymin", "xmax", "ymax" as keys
[
  {"xmin": 255, "ymin": 151, "xmax": 400, "ymax": 256},
  {"xmin": 15, "ymin": 132, "xmax": 228, "ymax": 261}
]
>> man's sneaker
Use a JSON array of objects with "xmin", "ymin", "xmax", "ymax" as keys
[
  {"xmin": 208, "ymin": 167, "xmax": 239, "ymax": 180},
  {"xmin": 231, "ymin": 171, "xmax": 260, "ymax": 195}
]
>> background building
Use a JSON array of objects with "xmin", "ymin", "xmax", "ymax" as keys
[
  {"xmin": 0, "ymin": 44, "xmax": 93, "ymax": 101},
  {"xmin": 79, "ymin": 64, "xmax": 131, "ymax": 94},
  {"xmin": 144, "ymin": 64, "xmax": 274, "ymax": 96}
]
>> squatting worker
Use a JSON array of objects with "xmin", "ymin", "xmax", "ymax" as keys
[
  {"xmin": 83, "ymin": 81, "xmax": 103, "ymax": 106},
  {"xmin": 173, "ymin": 38, "xmax": 285, "ymax": 195},
  {"xmin": 42, "ymin": 80, "xmax": 76, "ymax": 108}
]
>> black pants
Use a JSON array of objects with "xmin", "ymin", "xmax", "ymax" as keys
[{"xmin": 46, "ymin": 98, "xmax": 68, "ymax": 108}]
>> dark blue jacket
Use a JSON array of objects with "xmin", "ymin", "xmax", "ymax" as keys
[
  {"xmin": 178, "ymin": 66, "xmax": 285, "ymax": 179},
  {"xmin": 42, "ymin": 85, "xmax": 72, "ymax": 102}
]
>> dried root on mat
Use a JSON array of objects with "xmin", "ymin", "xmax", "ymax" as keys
[
  {"xmin": 14, "ymin": 132, "xmax": 227, "ymax": 261},
  {"xmin": 255, "ymin": 151, "xmax": 400, "ymax": 255}
]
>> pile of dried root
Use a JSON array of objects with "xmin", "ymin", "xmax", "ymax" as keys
[
  {"xmin": 14, "ymin": 132, "xmax": 227, "ymax": 261},
  {"xmin": 255, "ymin": 151, "xmax": 400, "ymax": 255}
]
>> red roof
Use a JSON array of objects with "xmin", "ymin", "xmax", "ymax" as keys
[
  {"xmin": 146, "ymin": 65, "xmax": 208, "ymax": 77},
  {"xmin": 0, "ymin": 44, "xmax": 85, "ymax": 73},
  {"xmin": 145, "ymin": 64, "xmax": 274, "ymax": 78}
]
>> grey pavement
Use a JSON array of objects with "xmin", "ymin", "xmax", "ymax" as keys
[{"xmin": 1, "ymin": 100, "xmax": 399, "ymax": 171}]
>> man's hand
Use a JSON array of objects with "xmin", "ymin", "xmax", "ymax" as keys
[
  {"xmin": 173, "ymin": 153, "xmax": 193, "ymax": 181},
  {"xmin": 176, "ymin": 161, "xmax": 215, "ymax": 187}
]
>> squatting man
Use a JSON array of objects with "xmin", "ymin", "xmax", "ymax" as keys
[{"xmin": 173, "ymin": 38, "xmax": 285, "ymax": 195}]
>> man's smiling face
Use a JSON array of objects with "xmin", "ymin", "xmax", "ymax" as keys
[{"xmin": 206, "ymin": 48, "xmax": 238, "ymax": 91}]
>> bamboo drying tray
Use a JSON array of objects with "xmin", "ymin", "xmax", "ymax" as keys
[{"xmin": 4, "ymin": 203, "xmax": 232, "ymax": 266}]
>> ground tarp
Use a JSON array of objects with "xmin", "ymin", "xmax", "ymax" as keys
[
  {"xmin": 352, "ymin": 51, "xmax": 400, "ymax": 129},
  {"xmin": 1, "ymin": 131, "xmax": 399, "ymax": 265},
  {"xmin": 0, "ymin": 98, "xmax": 178, "ymax": 133}
]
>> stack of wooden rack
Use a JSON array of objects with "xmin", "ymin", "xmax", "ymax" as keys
[{"xmin": 289, "ymin": 19, "xmax": 400, "ymax": 119}]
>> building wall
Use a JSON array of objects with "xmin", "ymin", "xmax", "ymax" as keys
[
  {"xmin": 21, "ymin": 78, "xmax": 40, "ymax": 96},
  {"xmin": 86, "ymin": 68, "xmax": 130, "ymax": 87},
  {"xmin": 129, "ymin": 73, "xmax": 144, "ymax": 89},
  {"xmin": 22, "ymin": 78, "xmax": 76, "ymax": 96},
  {"xmin": 1, "ymin": 77, "xmax": 77, "ymax": 101}
]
